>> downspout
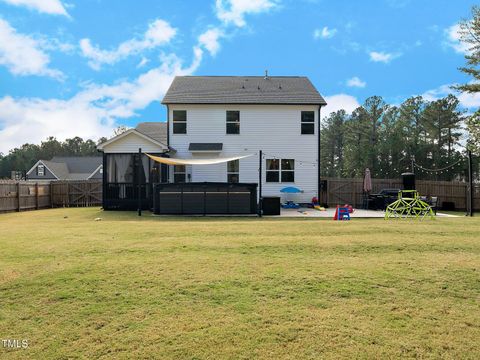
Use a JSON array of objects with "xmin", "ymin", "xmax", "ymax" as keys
[
  {"xmin": 166, "ymin": 103, "xmax": 170, "ymax": 183},
  {"xmin": 166, "ymin": 104, "xmax": 170, "ymax": 148}
]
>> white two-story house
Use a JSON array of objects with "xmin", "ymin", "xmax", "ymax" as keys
[
  {"xmin": 163, "ymin": 75, "xmax": 326, "ymax": 201},
  {"xmin": 98, "ymin": 75, "xmax": 326, "ymax": 211}
]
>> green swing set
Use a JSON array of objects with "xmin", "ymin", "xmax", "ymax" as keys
[{"xmin": 385, "ymin": 190, "xmax": 435, "ymax": 220}]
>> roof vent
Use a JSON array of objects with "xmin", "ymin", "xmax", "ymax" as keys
[
  {"xmin": 264, "ymin": 70, "xmax": 269, "ymax": 79},
  {"xmin": 258, "ymin": 85, "xmax": 260, "ymax": 90},
  {"xmin": 278, "ymin": 84, "xmax": 282, "ymax": 89}
]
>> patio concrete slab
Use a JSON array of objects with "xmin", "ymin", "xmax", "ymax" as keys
[{"xmin": 275, "ymin": 208, "xmax": 458, "ymax": 218}]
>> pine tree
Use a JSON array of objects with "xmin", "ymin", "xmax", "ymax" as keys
[
  {"xmin": 320, "ymin": 110, "xmax": 346, "ymax": 177},
  {"xmin": 454, "ymin": 6, "xmax": 480, "ymax": 152}
]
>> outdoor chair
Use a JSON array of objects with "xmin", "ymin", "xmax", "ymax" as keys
[{"xmin": 430, "ymin": 196, "xmax": 439, "ymax": 215}]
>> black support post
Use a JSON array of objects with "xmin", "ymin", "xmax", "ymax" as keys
[
  {"xmin": 258, "ymin": 150, "xmax": 262, "ymax": 217},
  {"xmin": 138, "ymin": 148, "xmax": 142, "ymax": 216},
  {"xmin": 102, "ymin": 152, "xmax": 107, "ymax": 210},
  {"xmin": 467, "ymin": 149, "xmax": 474, "ymax": 217}
]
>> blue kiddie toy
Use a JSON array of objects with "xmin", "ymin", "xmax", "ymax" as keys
[
  {"xmin": 280, "ymin": 186, "xmax": 303, "ymax": 209},
  {"xmin": 281, "ymin": 200, "xmax": 300, "ymax": 209}
]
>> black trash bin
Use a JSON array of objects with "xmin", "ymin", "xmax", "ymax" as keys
[
  {"xmin": 262, "ymin": 196, "xmax": 281, "ymax": 215},
  {"xmin": 402, "ymin": 172, "xmax": 416, "ymax": 190}
]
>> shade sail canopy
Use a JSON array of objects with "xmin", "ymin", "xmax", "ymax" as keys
[{"xmin": 146, "ymin": 153, "xmax": 253, "ymax": 166}]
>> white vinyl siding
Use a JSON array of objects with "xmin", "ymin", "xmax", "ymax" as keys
[
  {"xmin": 169, "ymin": 104, "xmax": 319, "ymax": 202},
  {"xmin": 101, "ymin": 132, "xmax": 166, "ymax": 153}
]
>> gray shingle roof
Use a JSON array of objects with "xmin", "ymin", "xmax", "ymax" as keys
[
  {"xmin": 135, "ymin": 122, "xmax": 167, "ymax": 144},
  {"xmin": 42, "ymin": 160, "xmax": 69, "ymax": 179},
  {"xmin": 189, "ymin": 143, "xmax": 223, "ymax": 151},
  {"xmin": 162, "ymin": 76, "xmax": 327, "ymax": 105},
  {"xmin": 36, "ymin": 157, "xmax": 102, "ymax": 180},
  {"xmin": 50, "ymin": 156, "xmax": 102, "ymax": 174}
]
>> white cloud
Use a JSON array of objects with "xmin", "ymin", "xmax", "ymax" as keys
[
  {"xmin": 0, "ymin": 19, "xmax": 63, "ymax": 79},
  {"xmin": 369, "ymin": 51, "xmax": 401, "ymax": 63},
  {"xmin": 313, "ymin": 26, "xmax": 337, "ymax": 39},
  {"xmin": 215, "ymin": 0, "xmax": 278, "ymax": 27},
  {"xmin": 0, "ymin": 49, "xmax": 203, "ymax": 153},
  {"xmin": 136, "ymin": 57, "xmax": 149, "ymax": 68},
  {"xmin": 80, "ymin": 19, "xmax": 177, "ymax": 70},
  {"xmin": 0, "ymin": 96, "xmax": 114, "ymax": 153},
  {"xmin": 0, "ymin": 0, "xmax": 69, "ymax": 16},
  {"xmin": 322, "ymin": 94, "xmax": 360, "ymax": 118},
  {"xmin": 0, "ymin": 0, "xmax": 278, "ymax": 152},
  {"xmin": 444, "ymin": 24, "xmax": 470, "ymax": 55},
  {"xmin": 198, "ymin": 28, "xmax": 224, "ymax": 56},
  {"xmin": 346, "ymin": 76, "xmax": 366, "ymax": 88},
  {"xmin": 421, "ymin": 83, "xmax": 480, "ymax": 109}
]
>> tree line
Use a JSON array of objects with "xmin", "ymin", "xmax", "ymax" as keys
[
  {"xmin": 320, "ymin": 94, "xmax": 473, "ymax": 180},
  {"xmin": 0, "ymin": 136, "xmax": 107, "ymax": 178}
]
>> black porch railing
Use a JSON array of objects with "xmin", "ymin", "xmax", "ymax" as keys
[{"xmin": 104, "ymin": 182, "xmax": 152, "ymax": 210}]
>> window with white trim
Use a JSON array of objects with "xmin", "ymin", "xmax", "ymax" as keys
[
  {"xmin": 173, "ymin": 110, "xmax": 187, "ymax": 134},
  {"xmin": 301, "ymin": 111, "xmax": 315, "ymax": 134},
  {"xmin": 37, "ymin": 164, "xmax": 45, "ymax": 176},
  {"xmin": 227, "ymin": 160, "xmax": 239, "ymax": 183},
  {"xmin": 281, "ymin": 159, "xmax": 295, "ymax": 182},
  {"xmin": 266, "ymin": 159, "xmax": 295, "ymax": 183},
  {"xmin": 266, "ymin": 159, "xmax": 279, "ymax": 182},
  {"xmin": 174, "ymin": 165, "xmax": 186, "ymax": 183},
  {"xmin": 226, "ymin": 111, "xmax": 240, "ymax": 134}
]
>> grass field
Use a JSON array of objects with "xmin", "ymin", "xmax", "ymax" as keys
[{"xmin": 0, "ymin": 208, "xmax": 479, "ymax": 359}]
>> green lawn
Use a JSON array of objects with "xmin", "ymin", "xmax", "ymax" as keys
[{"xmin": 1, "ymin": 208, "xmax": 479, "ymax": 359}]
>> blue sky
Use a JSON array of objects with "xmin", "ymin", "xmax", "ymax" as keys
[{"xmin": 0, "ymin": 0, "xmax": 476, "ymax": 153}]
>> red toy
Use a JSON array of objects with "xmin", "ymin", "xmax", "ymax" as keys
[{"xmin": 333, "ymin": 206, "xmax": 351, "ymax": 220}]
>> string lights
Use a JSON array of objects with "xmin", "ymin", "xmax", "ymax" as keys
[{"xmin": 412, "ymin": 159, "xmax": 463, "ymax": 175}]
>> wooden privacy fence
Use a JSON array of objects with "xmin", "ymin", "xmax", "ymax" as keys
[
  {"xmin": 321, "ymin": 177, "xmax": 480, "ymax": 210},
  {"xmin": 51, "ymin": 181, "xmax": 102, "ymax": 207},
  {"xmin": 0, "ymin": 180, "xmax": 102, "ymax": 213},
  {"xmin": 1, "ymin": 178, "xmax": 478, "ymax": 213}
]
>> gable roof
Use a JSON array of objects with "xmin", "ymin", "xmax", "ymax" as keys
[
  {"xmin": 42, "ymin": 160, "xmax": 68, "ymax": 179},
  {"xmin": 96, "ymin": 127, "xmax": 168, "ymax": 151},
  {"xmin": 27, "ymin": 157, "xmax": 102, "ymax": 180},
  {"xmin": 162, "ymin": 76, "xmax": 327, "ymax": 105}
]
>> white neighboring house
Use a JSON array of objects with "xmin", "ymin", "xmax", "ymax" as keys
[{"xmin": 162, "ymin": 75, "xmax": 326, "ymax": 202}]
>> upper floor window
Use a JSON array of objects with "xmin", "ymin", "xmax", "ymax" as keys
[
  {"xmin": 301, "ymin": 111, "xmax": 315, "ymax": 135},
  {"xmin": 266, "ymin": 159, "xmax": 295, "ymax": 183},
  {"xmin": 174, "ymin": 165, "xmax": 186, "ymax": 183},
  {"xmin": 37, "ymin": 164, "xmax": 45, "ymax": 176},
  {"xmin": 173, "ymin": 110, "xmax": 187, "ymax": 134},
  {"xmin": 227, "ymin": 160, "xmax": 239, "ymax": 183},
  {"xmin": 226, "ymin": 111, "xmax": 240, "ymax": 134},
  {"xmin": 281, "ymin": 159, "xmax": 295, "ymax": 182}
]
